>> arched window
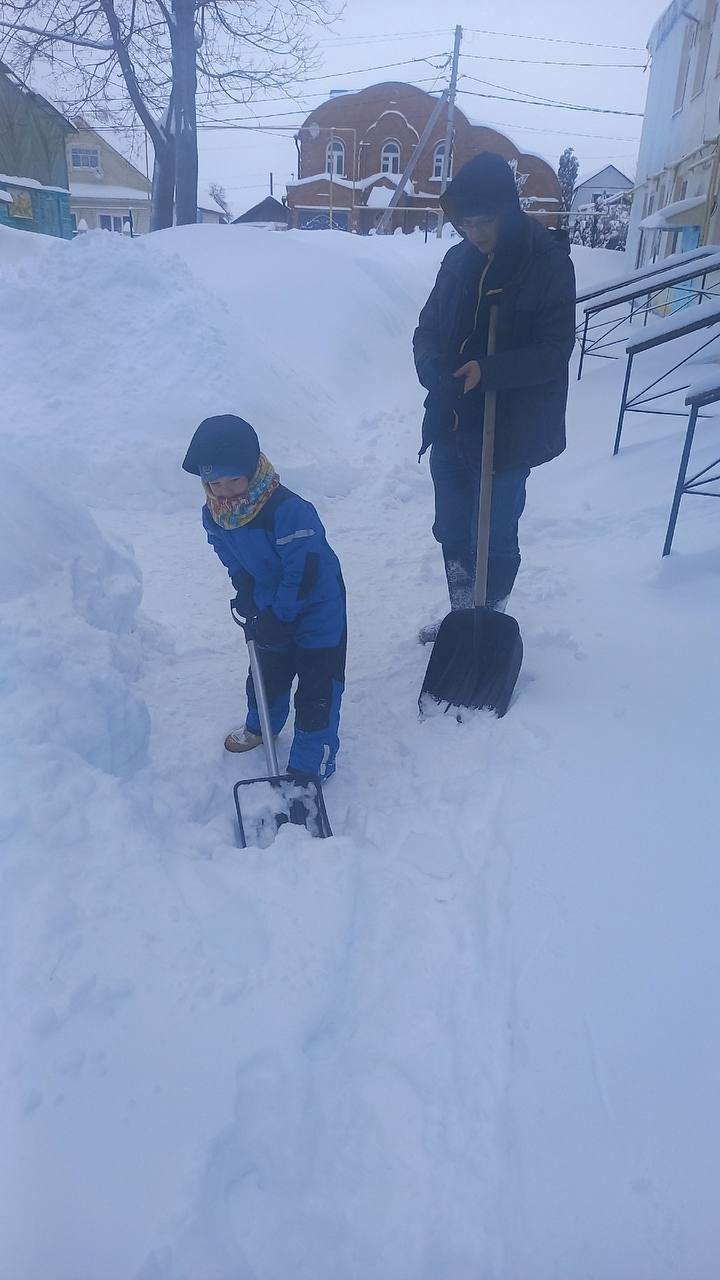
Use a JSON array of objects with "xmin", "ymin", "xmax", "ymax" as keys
[
  {"xmin": 381, "ymin": 140, "xmax": 401, "ymax": 175},
  {"xmin": 433, "ymin": 141, "xmax": 453, "ymax": 181},
  {"xmin": 326, "ymin": 138, "xmax": 345, "ymax": 177}
]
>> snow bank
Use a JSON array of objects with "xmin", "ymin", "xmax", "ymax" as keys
[
  {"xmin": 0, "ymin": 221, "xmax": 64, "ymax": 265},
  {"xmin": 0, "ymin": 225, "xmax": 434, "ymax": 513},
  {"xmin": 0, "ymin": 462, "xmax": 149, "ymax": 782},
  {"xmin": 3, "ymin": 223, "xmax": 720, "ymax": 1280}
]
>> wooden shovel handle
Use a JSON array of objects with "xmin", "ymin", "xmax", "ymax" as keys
[{"xmin": 474, "ymin": 304, "xmax": 499, "ymax": 608}]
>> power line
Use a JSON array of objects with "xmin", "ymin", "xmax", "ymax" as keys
[
  {"xmin": 194, "ymin": 80, "xmax": 449, "ymax": 126},
  {"xmin": 458, "ymin": 81, "xmax": 644, "ymax": 118},
  {"xmin": 479, "ymin": 117, "xmax": 638, "ymax": 141},
  {"xmin": 273, "ymin": 54, "xmax": 448, "ymax": 85},
  {"xmin": 319, "ymin": 29, "xmax": 449, "ymax": 46},
  {"xmin": 464, "ymin": 27, "xmax": 644, "ymax": 53},
  {"xmin": 461, "ymin": 52, "xmax": 647, "ymax": 69},
  {"xmin": 61, "ymin": 54, "xmax": 448, "ymax": 109}
]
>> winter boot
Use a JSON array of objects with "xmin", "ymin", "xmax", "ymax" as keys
[
  {"xmin": 224, "ymin": 728, "xmax": 264, "ymax": 754},
  {"xmin": 418, "ymin": 617, "xmax": 443, "ymax": 645}
]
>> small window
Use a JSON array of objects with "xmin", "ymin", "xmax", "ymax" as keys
[
  {"xmin": 381, "ymin": 140, "xmax": 401, "ymax": 175},
  {"xmin": 326, "ymin": 138, "xmax": 345, "ymax": 177},
  {"xmin": 69, "ymin": 212, "xmax": 77, "ymax": 232},
  {"xmin": 71, "ymin": 147, "xmax": 100, "ymax": 171},
  {"xmin": 674, "ymin": 23, "xmax": 695, "ymax": 112},
  {"xmin": 99, "ymin": 213, "xmax": 125, "ymax": 232},
  {"xmin": 432, "ymin": 141, "xmax": 453, "ymax": 182},
  {"xmin": 9, "ymin": 189, "xmax": 32, "ymax": 219},
  {"xmin": 692, "ymin": 0, "xmax": 715, "ymax": 95}
]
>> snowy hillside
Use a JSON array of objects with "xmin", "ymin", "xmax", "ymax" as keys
[{"xmin": 2, "ymin": 224, "xmax": 719, "ymax": 1280}]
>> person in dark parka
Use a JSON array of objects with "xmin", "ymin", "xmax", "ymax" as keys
[
  {"xmin": 413, "ymin": 151, "xmax": 576, "ymax": 638},
  {"xmin": 183, "ymin": 414, "xmax": 346, "ymax": 780}
]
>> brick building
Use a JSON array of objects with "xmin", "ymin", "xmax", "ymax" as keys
[{"xmin": 286, "ymin": 81, "xmax": 561, "ymax": 234}]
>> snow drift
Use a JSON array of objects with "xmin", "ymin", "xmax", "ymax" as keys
[{"xmin": 2, "ymin": 222, "xmax": 719, "ymax": 1280}]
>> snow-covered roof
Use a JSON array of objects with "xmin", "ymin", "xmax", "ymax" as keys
[
  {"xmin": 366, "ymin": 184, "xmax": 394, "ymax": 209},
  {"xmin": 574, "ymin": 165, "xmax": 633, "ymax": 192},
  {"xmin": 0, "ymin": 172, "xmax": 69, "ymax": 194},
  {"xmin": 70, "ymin": 183, "xmax": 151, "ymax": 203},
  {"xmin": 639, "ymin": 195, "xmax": 706, "ymax": 230},
  {"xmin": 287, "ymin": 171, "xmax": 416, "ymax": 196}
]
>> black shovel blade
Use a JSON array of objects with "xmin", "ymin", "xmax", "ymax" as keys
[
  {"xmin": 419, "ymin": 606, "xmax": 523, "ymax": 718},
  {"xmin": 233, "ymin": 774, "xmax": 333, "ymax": 849}
]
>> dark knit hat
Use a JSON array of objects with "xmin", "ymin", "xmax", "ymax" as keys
[
  {"xmin": 182, "ymin": 414, "xmax": 261, "ymax": 481},
  {"xmin": 440, "ymin": 151, "xmax": 521, "ymax": 222}
]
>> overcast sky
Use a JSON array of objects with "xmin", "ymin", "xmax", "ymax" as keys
[{"xmin": 193, "ymin": 0, "xmax": 670, "ymax": 217}]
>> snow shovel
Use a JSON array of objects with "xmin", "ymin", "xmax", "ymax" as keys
[
  {"xmin": 230, "ymin": 603, "xmax": 332, "ymax": 849},
  {"xmin": 419, "ymin": 305, "xmax": 523, "ymax": 719}
]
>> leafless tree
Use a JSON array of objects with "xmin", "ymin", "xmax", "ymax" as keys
[
  {"xmin": 0, "ymin": 0, "xmax": 336, "ymax": 229},
  {"xmin": 208, "ymin": 180, "xmax": 232, "ymax": 220}
]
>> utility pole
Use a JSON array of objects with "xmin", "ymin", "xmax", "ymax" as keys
[
  {"xmin": 375, "ymin": 90, "xmax": 449, "ymax": 234},
  {"xmin": 329, "ymin": 127, "xmax": 334, "ymax": 230},
  {"xmin": 436, "ymin": 23, "xmax": 463, "ymax": 238}
]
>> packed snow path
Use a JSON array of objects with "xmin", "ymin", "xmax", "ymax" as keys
[{"xmin": 2, "ymin": 224, "xmax": 719, "ymax": 1278}]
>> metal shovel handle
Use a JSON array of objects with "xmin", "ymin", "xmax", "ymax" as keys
[
  {"xmin": 474, "ymin": 304, "xmax": 499, "ymax": 609},
  {"xmin": 230, "ymin": 602, "xmax": 281, "ymax": 778}
]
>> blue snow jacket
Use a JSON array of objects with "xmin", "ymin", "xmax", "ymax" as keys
[{"xmin": 203, "ymin": 485, "xmax": 344, "ymax": 633}]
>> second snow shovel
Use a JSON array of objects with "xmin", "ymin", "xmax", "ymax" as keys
[
  {"xmin": 230, "ymin": 603, "xmax": 332, "ymax": 849},
  {"xmin": 420, "ymin": 304, "xmax": 523, "ymax": 719}
]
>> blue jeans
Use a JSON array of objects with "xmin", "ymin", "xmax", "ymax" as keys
[{"xmin": 430, "ymin": 435, "xmax": 529, "ymax": 608}]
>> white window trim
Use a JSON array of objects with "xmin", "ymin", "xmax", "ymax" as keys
[
  {"xmin": 431, "ymin": 141, "xmax": 453, "ymax": 182},
  {"xmin": 71, "ymin": 147, "xmax": 102, "ymax": 172},
  {"xmin": 380, "ymin": 140, "xmax": 401, "ymax": 176},
  {"xmin": 326, "ymin": 139, "xmax": 345, "ymax": 177},
  {"xmin": 98, "ymin": 212, "xmax": 129, "ymax": 232}
]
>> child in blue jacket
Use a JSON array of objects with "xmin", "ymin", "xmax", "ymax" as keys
[{"xmin": 183, "ymin": 414, "xmax": 346, "ymax": 781}]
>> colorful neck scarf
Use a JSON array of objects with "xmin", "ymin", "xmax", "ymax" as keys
[{"xmin": 203, "ymin": 453, "xmax": 280, "ymax": 529}]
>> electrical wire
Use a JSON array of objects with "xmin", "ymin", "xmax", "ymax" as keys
[
  {"xmin": 463, "ymin": 27, "xmax": 644, "ymax": 53},
  {"xmin": 318, "ymin": 29, "xmax": 449, "ymax": 47},
  {"xmin": 461, "ymin": 52, "xmax": 647, "ymax": 69},
  {"xmin": 458, "ymin": 81, "xmax": 644, "ymax": 118},
  {"xmin": 61, "ymin": 54, "xmax": 448, "ymax": 109},
  {"xmin": 193, "ymin": 80, "xmax": 449, "ymax": 126}
]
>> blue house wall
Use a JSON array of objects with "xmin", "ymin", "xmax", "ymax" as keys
[{"xmin": 0, "ymin": 180, "xmax": 73, "ymax": 239}]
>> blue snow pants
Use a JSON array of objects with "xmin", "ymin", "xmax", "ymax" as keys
[
  {"xmin": 245, "ymin": 592, "xmax": 346, "ymax": 780},
  {"xmin": 430, "ymin": 434, "xmax": 530, "ymax": 608}
]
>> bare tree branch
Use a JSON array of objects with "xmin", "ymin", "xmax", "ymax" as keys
[
  {"xmin": 0, "ymin": 16, "xmax": 113, "ymax": 49},
  {"xmin": 1, "ymin": 0, "xmax": 339, "ymax": 228}
]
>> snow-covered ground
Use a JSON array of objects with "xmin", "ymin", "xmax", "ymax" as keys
[{"xmin": 2, "ymin": 224, "xmax": 719, "ymax": 1279}]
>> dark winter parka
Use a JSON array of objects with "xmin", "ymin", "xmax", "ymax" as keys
[{"xmin": 413, "ymin": 158, "xmax": 577, "ymax": 472}]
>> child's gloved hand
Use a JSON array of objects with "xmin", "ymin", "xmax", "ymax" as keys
[
  {"xmin": 232, "ymin": 589, "xmax": 254, "ymax": 619},
  {"xmin": 252, "ymin": 608, "xmax": 292, "ymax": 648}
]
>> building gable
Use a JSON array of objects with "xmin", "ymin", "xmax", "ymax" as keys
[
  {"xmin": 68, "ymin": 122, "xmax": 150, "ymax": 195},
  {"xmin": 288, "ymin": 80, "xmax": 561, "ymax": 234}
]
